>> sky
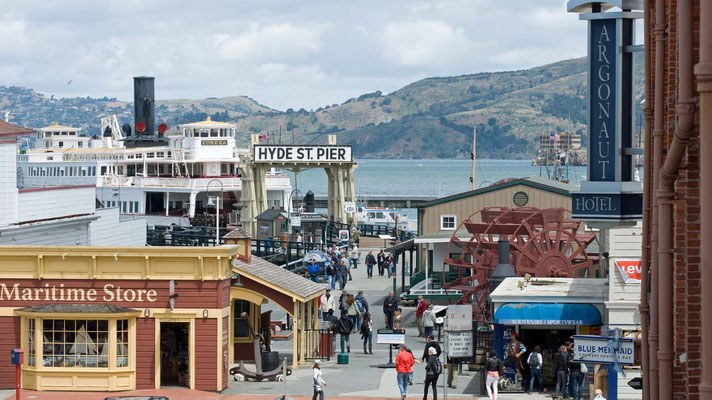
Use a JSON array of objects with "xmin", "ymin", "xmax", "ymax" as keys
[{"xmin": 0, "ymin": 0, "xmax": 613, "ymax": 111}]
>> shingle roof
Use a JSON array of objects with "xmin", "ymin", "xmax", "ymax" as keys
[
  {"xmin": 0, "ymin": 120, "xmax": 34, "ymax": 142},
  {"xmin": 17, "ymin": 303, "xmax": 139, "ymax": 314},
  {"xmin": 232, "ymin": 255, "xmax": 325, "ymax": 300},
  {"xmin": 256, "ymin": 208, "xmax": 287, "ymax": 221},
  {"xmin": 223, "ymin": 227, "xmax": 252, "ymax": 239}
]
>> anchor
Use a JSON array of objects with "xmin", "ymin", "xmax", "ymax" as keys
[{"xmin": 230, "ymin": 312, "xmax": 293, "ymax": 381}]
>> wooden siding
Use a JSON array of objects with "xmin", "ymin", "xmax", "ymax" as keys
[
  {"xmin": 194, "ymin": 318, "xmax": 217, "ymax": 391},
  {"xmin": 16, "ymin": 187, "xmax": 95, "ymax": 223},
  {"xmin": 136, "ymin": 318, "xmax": 155, "ymax": 389},
  {"xmin": 420, "ymin": 184, "xmax": 572, "ymax": 234},
  {"xmin": 221, "ymin": 315, "xmax": 229, "ymax": 390},
  {"xmin": 0, "ymin": 316, "xmax": 20, "ymax": 388}
]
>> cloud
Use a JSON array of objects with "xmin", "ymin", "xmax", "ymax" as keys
[
  {"xmin": 212, "ymin": 22, "xmax": 324, "ymax": 62},
  {"xmin": 381, "ymin": 20, "xmax": 470, "ymax": 68}
]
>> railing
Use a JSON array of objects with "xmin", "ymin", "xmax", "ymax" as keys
[{"xmin": 301, "ymin": 329, "xmax": 334, "ymax": 361}]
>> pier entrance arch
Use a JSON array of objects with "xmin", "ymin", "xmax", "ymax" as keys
[{"xmin": 238, "ymin": 135, "xmax": 357, "ymax": 237}]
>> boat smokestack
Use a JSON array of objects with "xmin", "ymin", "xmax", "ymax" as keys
[
  {"xmin": 491, "ymin": 240, "xmax": 515, "ymax": 292},
  {"xmin": 133, "ymin": 76, "xmax": 155, "ymax": 136}
]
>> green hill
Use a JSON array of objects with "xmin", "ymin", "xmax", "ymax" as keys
[{"xmin": 0, "ymin": 56, "xmax": 643, "ymax": 159}]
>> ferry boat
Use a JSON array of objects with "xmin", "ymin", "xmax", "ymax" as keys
[
  {"xmin": 16, "ymin": 77, "xmax": 291, "ymax": 227},
  {"xmin": 354, "ymin": 205, "xmax": 416, "ymax": 232}
]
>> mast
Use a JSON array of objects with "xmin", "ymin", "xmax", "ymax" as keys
[{"xmin": 471, "ymin": 126, "xmax": 476, "ymax": 190}]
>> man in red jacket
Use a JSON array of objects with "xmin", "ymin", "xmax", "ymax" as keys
[
  {"xmin": 395, "ymin": 345, "xmax": 415, "ymax": 400},
  {"xmin": 416, "ymin": 295, "xmax": 427, "ymax": 338}
]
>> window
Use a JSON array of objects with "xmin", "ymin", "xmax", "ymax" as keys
[
  {"xmin": 78, "ymin": 142, "xmax": 83, "ymax": 148},
  {"xmin": 441, "ymin": 215, "xmax": 456, "ymax": 230},
  {"xmin": 27, "ymin": 318, "xmax": 36, "ymax": 366},
  {"xmin": 234, "ymin": 300, "xmax": 251, "ymax": 339},
  {"xmin": 42, "ymin": 319, "xmax": 108, "ymax": 368},
  {"xmin": 116, "ymin": 319, "xmax": 129, "ymax": 367},
  {"xmin": 58, "ymin": 141, "xmax": 63, "ymax": 147}
]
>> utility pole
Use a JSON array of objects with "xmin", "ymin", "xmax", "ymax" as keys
[{"xmin": 471, "ymin": 126, "xmax": 476, "ymax": 190}]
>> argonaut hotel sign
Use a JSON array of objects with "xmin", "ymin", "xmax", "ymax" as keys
[{"xmin": 568, "ymin": 0, "xmax": 643, "ymax": 223}]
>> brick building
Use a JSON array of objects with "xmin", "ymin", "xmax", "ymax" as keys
[{"xmin": 641, "ymin": 0, "xmax": 711, "ymax": 399}]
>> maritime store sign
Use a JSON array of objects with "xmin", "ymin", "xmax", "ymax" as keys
[
  {"xmin": 254, "ymin": 145, "xmax": 353, "ymax": 163},
  {"xmin": 0, "ymin": 283, "xmax": 158, "ymax": 302}
]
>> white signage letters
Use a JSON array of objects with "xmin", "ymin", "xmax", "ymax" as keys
[{"xmin": 0, "ymin": 283, "xmax": 158, "ymax": 303}]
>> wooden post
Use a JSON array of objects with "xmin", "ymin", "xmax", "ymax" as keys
[
  {"xmin": 471, "ymin": 126, "xmax": 476, "ymax": 190},
  {"xmin": 292, "ymin": 301, "xmax": 298, "ymax": 369},
  {"xmin": 300, "ymin": 301, "xmax": 306, "ymax": 365}
]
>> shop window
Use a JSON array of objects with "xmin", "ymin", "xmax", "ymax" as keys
[
  {"xmin": 42, "ymin": 319, "xmax": 109, "ymax": 368},
  {"xmin": 234, "ymin": 300, "xmax": 251, "ymax": 339},
  {"xmin": 116, "ymin": 319, "xmax": 129, "ymax": 367},
  {"xmin": 440, "ymin": 215, "xmax": 456, "ymax": 230},
  {"xmin": 27, "ymin": 318, "xmax": 36, "ymax": 366}
]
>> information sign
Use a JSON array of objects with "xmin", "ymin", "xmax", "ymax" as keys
[
  {"xmin": 447, "ymin": 331, "xmax": 473, "ymax": 358},
  {"xmin": 376, "ymin": 329, "xmax": 406, "ymax": 345},
  {"xmin": 572, "ymin": 335, "xmax": 634, "ymax": 365},
  {"xmin": 344, "ymin": 202, "xmax": 356, "ymax": 214},
  {"xmin": 446, "ymin": 305, "xmax": 472, "ymax": 331},
  {"xmin": 254, "ymin": 145, "xmax": 353, "ymax": 163},
  {"xmin": 614, "ymin": 259, "xmax": 642, "ymax": 283}
]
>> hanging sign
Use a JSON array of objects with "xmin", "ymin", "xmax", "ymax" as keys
[
  {"xmin": 614, "ymin": 259, "xmax": 642, "ymax": 283},
  {"xmin": 572, "ymin": 335, "xmax": 634, "ymax": 366},
  {"xmin": 446, "ymin": 304, "xmax": 472, "ymax": 331},
  {"xmin": 589, "ymin": 18, "xmax": 617, "ymax": 181}
]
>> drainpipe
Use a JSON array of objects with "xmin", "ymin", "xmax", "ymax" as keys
[
  {"xmin": 639, "ymin": 1, "xmax": 653, "ymax": 398},
  {"xmin": 696, "ymin": 0, "xmax": 712, "ymax": 396},
  {"xmin": 648, "ymin": 0, "xmax": 666, "ymax": 397},
  {"xmin": 657, "ymin": 0, "xmax": 695, "ymax": 398}
]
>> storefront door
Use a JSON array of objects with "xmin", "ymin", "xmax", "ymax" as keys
[{"xmin": 160, "ymin": 322, "xmax": 190, "ymax": 387}]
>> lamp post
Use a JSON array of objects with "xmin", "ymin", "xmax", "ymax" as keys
[
  {"xmin": 287, "ymin": 188, "xmax": 302, "ymax": 233},
  {"xmin": 207, "ymin": 179, "xmax": 224, "ymax": 246}
]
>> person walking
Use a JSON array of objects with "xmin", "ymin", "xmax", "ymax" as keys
[
  {"xmin": 422, "ymin": 335, "xmax": 442, "ymax": 360},
  {"xmin": 393, "ymin": 308, "xmax": 404, "ymax": 330},
  {"xmin": 485, "ymin": 354, "xmax": 501, "ymax": 400},
  {"xmin": 527, "ymin": 346, "xmax": 544, "ymax": 394},
  {"xmin": 360, "ymin": 311, "xmax": 373, "ymax": 354},
  {"xmin": 565, "ymin": 341, "xmax": 575, "ymax": 398},
  {"xmin": 423, "ymin": 346, "xmax": 442, "ymax": 400},
  {"xmin": 355, "ymin": 290, "xmax": 369, "ymax": 330},
  {"xmin": 349, "ymin": 244, "xmax": 360, "ymax": 270},
  {"xmin": 395, "ymin": 345, "xmax": 415, "ymax": 400},
  {"xmin": 337, "ymin": 258, "xmax": 348, "ymax": 290},
  {"xmin": 554, "ymin": 345, "xmax": 570, "ymax": 400},
  {"xmin": 569, "ymin": 358, "xmax": 585, "ymax": 400},
  {"xmin": 446, "ymin": 353, "xmax": 458, "ymax": 389},
  {"xmin": 323, "ymin": 310, "xmax": 339, "ymax": 352},
  {"xmin": 383, "ymin": 291, "xmax": 398, "ymax": 329},
  {"xmin": 346, "ymin": 295, "xmax": 359, "ymax": 334},
  {"xmin": 296, "ymin": 232, "xmax": 303, "ymax": 256},
  {"xmin": 337, "ymin": 312, "xmax": 353, "ymax": 353},
  {"xmin": 422, "ymin": 304, "xmax": 436, "ymax": 338},
  {"xmin": 312, "ymin": 360, "xmax": 327, "ymax": 400},
  {"xmin": 320, "ymin": 289, "xmax": 335, "ymax": 322},
  {"xmin": 325, "ymin": 261, "xmax": 336, "ymax": 290},
  {"xmin": 386, "ymin": 253, "xmax": 394, "ymax": 278},
  {"xmin": 353, "ymin": 227, "xmax": 361, "ymax": 245},
  {"xmin": 416, "ymin": 295, "xmax": 427, "ymax": 338},
  {"xmin": 377, "ymin": 250, "xmax": 386, "ymax": 276},
  {"xmin": 365, "ymin": 250, "xmax": 376, "ymax": 278}
]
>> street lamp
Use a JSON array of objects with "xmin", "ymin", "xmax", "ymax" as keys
[
  {"xmin": 206, "ymin": 179, "xmax": 224, "ymax": 246},
  {"xmin": 287, "ymin": 188, "xmax": 302, "ymax": 234}
]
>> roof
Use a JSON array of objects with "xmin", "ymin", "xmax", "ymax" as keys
[
  {"xmin": 38, "ymin": 122, "xmax": 80, "ymax": 131},
  {"xmin": 414, "ymin": 227, "xmax": 470, "ymax": 243},
  {"xmin": 256, "ymin": 208, "xmax": 287, "ymax": 221},
  {"xmin": 232, "ymin": 255, "xmax": 325, "ymax": 301},
  {"xmin": 490, "ymin": 277, "xmax": 607, "ymax": 304},
  {"xmin": 180, "ymin": 116, "xmax": 236, "ymax": 127},
  {"xmin": 0, "ymin": 119, "xmax": 34, "ymax": 142},
  {"xmin": 17, "ymin": 303, "xmax": 139, "ymax": 314},
  {"xmin": 223, "ymin": 227, "xmax": 252, "ymax": 239},
  {"xmin": 417, "ymin": 176, "xmax": 579, "ymax": 209},
  {"xmin": 386, "ymin": 238, "xmax": 415, "ymax": 253}
]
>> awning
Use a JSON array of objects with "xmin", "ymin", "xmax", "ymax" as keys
[
  {"xmin": 494, "ymin": 303, "xmax": 602, "ymax": 325},
  {"xmin": 414, "ymin": 227, "xmax": 470, "ymax": 244},
  {"xmin": 386, "ymin": 238, "xmax": 415, "ymax": 253}
]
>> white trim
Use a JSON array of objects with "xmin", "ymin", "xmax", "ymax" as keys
[{"xmin": 440, "ymin": 215, "xmax": 456, "ymax": 230}]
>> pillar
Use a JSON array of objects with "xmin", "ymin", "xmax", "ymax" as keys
[
  {"xmin": 292, "ymin": 301, "xmax": 298, "ymax": 369},
  {"xmin": 299, "ymin": 301, "xmax": 306, "ymax": 365}
]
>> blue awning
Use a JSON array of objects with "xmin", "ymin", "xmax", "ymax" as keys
[{"xmin": 494, "ymin": 303, "xmax": 602, "ymax": 325}]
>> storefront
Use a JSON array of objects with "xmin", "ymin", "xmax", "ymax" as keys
[
  {"xmin": 490, "ymin": 277, "xmax": 606, "ymax": 384},
  {"xmin": 0, "ymin": 243, "xmax": 324, "ymax": 392}
]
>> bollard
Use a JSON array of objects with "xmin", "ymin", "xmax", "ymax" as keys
[{"xmin": 337, "ymin": 335, "xmax": 349, "ymax": 364}]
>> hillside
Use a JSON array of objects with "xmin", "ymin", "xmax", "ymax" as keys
[{"xmin": 0, "ymin": 56, "xmax": 643, "ymax": 159}]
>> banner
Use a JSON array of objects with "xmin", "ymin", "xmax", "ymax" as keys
[{"xmin": 614, "ymin": 259, "xmax": 641, "ymax": 283}]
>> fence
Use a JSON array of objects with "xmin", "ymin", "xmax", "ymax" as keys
[{"xmin": 300, "ymin": 328, "xmax": 334, "ymax": 362}]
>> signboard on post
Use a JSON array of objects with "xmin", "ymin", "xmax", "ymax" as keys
[
  {"xmin": 344, "ymin": 202, "xmax": 356, "ymax": 214},
  {"xmin": 254, "ymin": 145, "xmax": 353, "ymax": 163},
  {"xmin": 448, "ymin": 331, "xmax": 473, "ymax": 358},
  {"xmin": 377, "ymin": 329, "xmax": 406, "ymax": 345},
  {"xmin": 572, "ymin": 335, "xmax": 635, "ymax": 365},
  {"xmin": 446, "ymin": 304, "xmax": 472, "ymax": 331}
]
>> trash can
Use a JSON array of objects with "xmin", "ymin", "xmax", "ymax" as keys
[
  {"xmin": 319, "ymin": 331, "xmax": 334, "ymax": 357},
  {"xmin": 261, "ymin": 351, "xmax": 280, "ymax": 372}
]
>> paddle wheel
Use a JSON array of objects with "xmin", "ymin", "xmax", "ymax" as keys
[{"xmin": 442, "ymin": 207, "xmax": 599, "ymax": 321}]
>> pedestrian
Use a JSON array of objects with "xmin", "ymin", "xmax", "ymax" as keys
[
  {"xmin": 383, "ymin": 291, "xmax": 398, "ymax": 329},
  {"xmin": 355, "ymin": 290, "xmax": 369, "ymax": 316},
  {"xmin": 377, "ymin": 250, "xmax": 386, "ymax": 276},
  {"xmin": 325, "ymin": 261, "xmax": 336, "ymax": 290},
  {"xmin": 485, "ymin": 354, "xmax": 502, "ymax": 400},
  {"xmin": 339, "ymin": 290, "xmax": 349, "ymax": 317},
  {"xmin": 423, "ymin": 346, "xmax": 442, "ymax": 400},
  {"xmin": 446, "ymin": 353, "xmax": 458, "ymax": 389},
  {"xmin": 527, "ymin": 345, "xmax": 544, "ymax": 394},
  {"xmin": 312, "ymin": 360, "xmax": 327, "ymax": 400},
  {"xmin": 353, "ymin": 227, "xmax": 361, "ymax": 245},
  {"xmin": 570, "ymin": 358, "xmax": 585, "ymax": 400},
  {"xmin": 320, "ymin": 289, "xmax": 335, "ymax": 322},
  {"xmin": 422, "ymin": 334, "xmax": 442, "ymax": 361},
  {"xmin": 346, "ymin": 295, "xmax": 359, "ymax": 333},
  {"xmin": 307, "ymin": 258, "xmax": 320, "ymax": 283},
  {"xmin": 296, "ymin": 232, "xmax": 303, "ymax": 256},
  {"xmin": 337, "ymin": 312, "xmax": 353, "ymax": 353},
  {"xmin": 343, "ymin": 256, "xmax": 353, "ymax": 282},
  {"xmin": 365, "ymin": 250, "xmax": 376, "ymax": 278},
  {"xmin": 386, "ymin": 253, "xmax": 394, "ymax": 277},
  {"xmin": 349, "ymin": 244, "xmax": 360, "ymax": 270},
  {"xmin": 337, "ymin": 258, "xmax": 348, "ymax": 290},
  {"xmin": 554, "ymin": 345, "xmax": 570, "ymax": 400},
  {"xmin": 415, "ymin": 295, "xmax": 427, "ymax": 337},
  {"xmin": 565, "ymin": 341, "xmax": 575, "ymax": 398},
  {"xmin": 360, "ymin": 311, "xmax": 373, "ymax": 354},
  {"xmin": 422, "ymin": 303, "xmax": 436, "ymax": 338},
  {"xmin": 324, "ymin": 310, "xmax": 339, "ymax": 352},
  {"xmin": 395, "ymin": 344, "xmax": 415, "ymax": 400},
  {"xmin": 593, "ymin": 388, "xmax": 607, "ymax": 400},
  {"xmin": 393, "ymin": 308, "xmax": 403, "ymax": 330}
]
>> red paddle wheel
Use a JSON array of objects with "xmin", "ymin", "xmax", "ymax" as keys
[{"xmin": 442, "ymin": 207, "xmax": 599, "ymax": 321}]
